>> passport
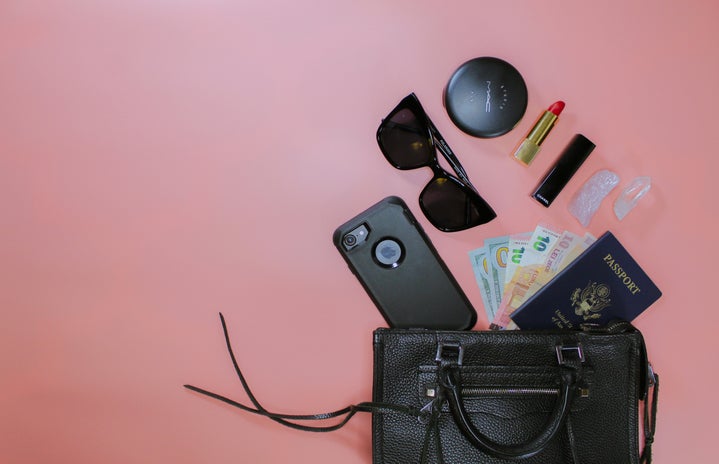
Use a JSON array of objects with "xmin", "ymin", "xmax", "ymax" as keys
[{"xmin": 510, "ymin": 231, "xmax": 662, "ymax": 330}]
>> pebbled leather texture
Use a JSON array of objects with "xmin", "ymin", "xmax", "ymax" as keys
[{"xmin": 372, "ymin": 327, "xmax": 646, "ymax": 464}]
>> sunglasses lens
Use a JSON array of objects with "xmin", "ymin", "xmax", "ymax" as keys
[
  {"xmin": 420, "ymin": 177, "xmax": 497, "ymax": 231},
  {"xmin": 378, "ymin": 108, "xmax": 434, "ymax": 169}
]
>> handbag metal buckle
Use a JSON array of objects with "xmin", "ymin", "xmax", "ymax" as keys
[
  {"xmin": 555, "ymin": 344, "xmax": 584, "ymax": 365},
  {"xmin": 436, "ymin": 341, "xmax": 464, "ymax": 366},
  {"xmin": 647, "ymin": 362, "xmax": 657, "ymax": 387}
]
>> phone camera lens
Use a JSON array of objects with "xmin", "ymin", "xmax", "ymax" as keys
[
  {"xmin": 340, "ymin": 224, "xmax": 369, "ymax": 251},
  {"xmin": 343, "ymin": 234, "xmax": 357, "ymax": 247}
]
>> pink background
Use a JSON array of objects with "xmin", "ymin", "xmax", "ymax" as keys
[{"xmin": 1, "ymin": 1, "xmax": 716, "ymax": 462}]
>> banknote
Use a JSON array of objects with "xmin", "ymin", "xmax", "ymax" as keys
[
  {"xmin": 559, "ymin": 232, "xmax": 597, "ymax": 267},
  {"xmin": 503, "ymin": 232, "xmax": 532, "ymax": 293},
  {"xmin": 469, "ymin": 226, "xmax": 592, "ymax": 329},
  {"xmin": 468, "ymin": 246, "xmax": 496, "ymax": 322},
  {"xmin": 491, "ymin": 224, "xmax": 563, "ymax": 329},
  {"xmin": 509, "ymin": 231, "xmax": 597, "ymax": 325},
  {"xmin": 522, "ymin": 230, "xmax": 583, "ymax": 301},
  {"xmin": 484, "ymin": 235, "xmax": 509, "ymax": 313}
]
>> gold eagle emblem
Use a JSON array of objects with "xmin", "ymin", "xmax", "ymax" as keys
[{"xmin": 570, "ymin": 281, "xmax": 611, "ymax": 321}]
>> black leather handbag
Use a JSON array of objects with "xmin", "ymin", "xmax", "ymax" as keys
[
  {"xmin": 372, "ymin": 322, "xmax": 658, "ymax": 464},
  {"xmin": 185, "ymin": 315, "xmax": 658, "ymax": 464}
]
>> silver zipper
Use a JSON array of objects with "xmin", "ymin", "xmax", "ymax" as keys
[
  {"xmin": 425, "ymin": 386, "xmax": 588, "ymax": 398},
  {"xmin": 462, "ymin": 387, "xmax": 559, "ymax": 396},
  {"xmin": 425, "ymin": 386, "xmax": 558, "ymax": 398}
]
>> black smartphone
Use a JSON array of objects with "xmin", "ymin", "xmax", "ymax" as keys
[{"xmin": 333, "ymin": 196, "xmax": 476, "ymax": 330}]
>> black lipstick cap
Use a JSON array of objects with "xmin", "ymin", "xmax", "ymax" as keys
[{"xmin": 531, "ymin": 134, "xmax": 595, "ymax": 207}]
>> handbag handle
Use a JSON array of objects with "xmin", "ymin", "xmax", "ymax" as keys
[{"xmin": 438, "ymin": 360, "xmax": 579, "ymax": 460}]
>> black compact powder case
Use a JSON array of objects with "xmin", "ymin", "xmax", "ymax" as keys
[{"xmin": 444, "ymin": 57, "xmax": 528, "ymax": 138}]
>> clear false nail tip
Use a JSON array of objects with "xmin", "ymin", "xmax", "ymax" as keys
[
  {"xmin": 614, "ymin": 176, "xmax": 652, "ymax": 221},
  {"xmin": 568, "ymin": 170, "xmax": 620, "ymax": 228}
]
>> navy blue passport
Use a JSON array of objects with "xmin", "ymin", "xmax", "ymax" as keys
[{"xmin": 510, "ymin": 231, "xmax": 662, "ymax": 330}]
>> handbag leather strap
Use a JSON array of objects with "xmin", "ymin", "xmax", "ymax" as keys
[
  {"xmin": 185, "ymin": 313, "xmax": 659, "ymax": 463},
  {"xmin": 640, "ymin": 371, "xmax": 659, "ymax": 464},
  {"xmin": 183, "ymin": 313, "xmax": 421, "ymax": 432}
]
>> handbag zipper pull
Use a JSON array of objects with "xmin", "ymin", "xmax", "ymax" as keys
[{"xmin": 418, "ymin": 392, "xmax": 444, "ymax": 424}]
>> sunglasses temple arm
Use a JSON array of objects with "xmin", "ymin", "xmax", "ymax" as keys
[{"xmin": 426, "ymin": 120, "xmax": 477, "ymax": 191}]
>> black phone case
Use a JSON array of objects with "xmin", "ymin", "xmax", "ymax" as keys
[{"xmin": 333, "ymin": 196, "xmax": 476, "ymax": 330}]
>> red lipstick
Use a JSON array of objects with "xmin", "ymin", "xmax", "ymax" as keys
[
  {"xmin": 548, "ymin": 101, "xmax": 565, "ymax": 116},
  {"xmin": 512, "ymin": 101, "xmax": 565, "ymax": 166}
]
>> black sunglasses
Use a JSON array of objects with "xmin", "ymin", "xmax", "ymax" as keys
[{"xmin": 376, "ymin": 93, "xmax": 496, "ymax": 232}]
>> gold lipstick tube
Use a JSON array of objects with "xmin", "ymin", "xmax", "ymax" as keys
[{"xmin": 513, "ymin": 106, "xmax": 562, "ymax": 166}]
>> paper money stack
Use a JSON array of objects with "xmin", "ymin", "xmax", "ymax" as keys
[{"xmin": 469, "ymin": 224, "xmax": 596, "ymax": 330}]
